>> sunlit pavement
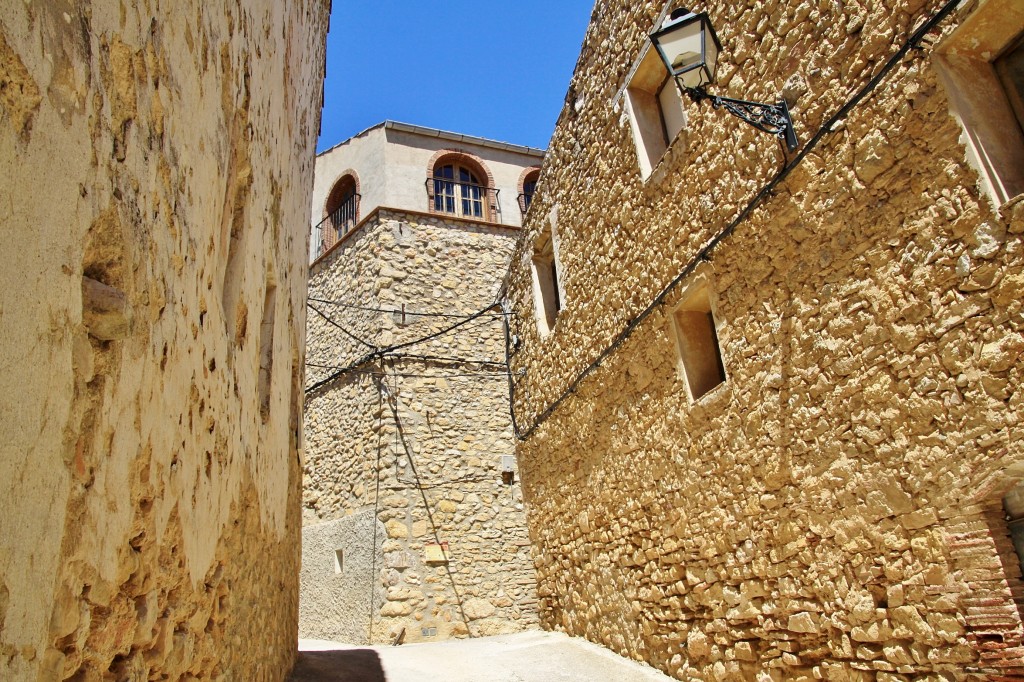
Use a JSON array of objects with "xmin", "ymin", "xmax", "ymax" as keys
[{"xmin": 289, "ymin": 630, "xmax": 675, "ymax": 682}]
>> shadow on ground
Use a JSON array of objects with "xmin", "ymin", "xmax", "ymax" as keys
[{"xmin": 288, "ymin": 649, "xmax": 386, "ymax": 682}]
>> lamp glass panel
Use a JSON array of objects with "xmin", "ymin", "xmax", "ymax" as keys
[
  {"xmin": 700, "ymin": 26, "xmax": 719, "ymax": 87},
  {"xmin": 657, "ymin": 18, "xmax": 705, "ymax": 80}
]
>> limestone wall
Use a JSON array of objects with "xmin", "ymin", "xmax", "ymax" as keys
[
  {"xmin": 505, "ymin": 0, "xmax": 1024, "ymax": 679},
  {"xmin": 303, "ymin": 209, "xmax": 540, "ymax": 643},
  {"xmin": 0, "ymin": 1, "xmax": 328, "ymax": 679}
]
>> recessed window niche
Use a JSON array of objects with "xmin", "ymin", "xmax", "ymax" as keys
[
  {"xmin": 671, "ymin": 280, "xmax": 726, "ymax": 401},
  {"xmin": 936, "ymin": 0, "xmax": 1024, "ymax": 206},
  {"xmin": 623, "ymin": 42, "xmax": 687, "ymax": 179},
  {"xmin": 531, "ymin": 219, "xmax": 564, "ymax": 337}
]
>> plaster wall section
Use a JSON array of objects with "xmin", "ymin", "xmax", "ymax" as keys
[
  {"xmin": 382, "ymin": 127, "xmax": 544, "ymax": 227},
  {"xmin": 506, "ymin": 0, "xmax": 1024, "ymax": 679},
  {"xmin": 299, "ymin": 512, "xmax": 386, "ymax": 645},
  {"xmin": 0, "ymin": 1, "xmax": 328, "ymax": 679},
  {"xmin": 311, "ymin": 125, "xmax": 387, "ymax": 225},
  {"xmin": 303, "ymin": 209, "xmax": 539, "ymax": 643}
]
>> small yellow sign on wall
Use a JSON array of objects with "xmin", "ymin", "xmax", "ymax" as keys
[{"xmin": 424, "ymin": 542, "xmax": 449, "ymax": 563}]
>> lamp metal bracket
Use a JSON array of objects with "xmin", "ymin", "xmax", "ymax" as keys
[{"xmin": 683, "ymin": 84, "xmax": 798, "ymax": 152}]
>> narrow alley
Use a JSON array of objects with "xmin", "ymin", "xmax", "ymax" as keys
[{"xmin": 289, "ymin": 631, "xmax": 674, "ymax": 682}]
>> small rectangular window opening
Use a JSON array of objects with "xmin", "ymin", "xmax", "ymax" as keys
[
  {"xmin": 333, "ymin": 548, "xmax": 344, "ymax": 574},
  {"xmin": 673, "ymin": 286, "xmax": 726, "ymax": 401},
  {"xmin": 532, "ymin": 233, "xmax": 561, "ymax": 336},
  {"xmin": 658, "ymin": 77, "xmax": 686, "ymax": 146},
  {"xmin": 935, "ymin": 6, "xmax": 1024, "ymax": 206},
  {"xmin": 625, "ymin": 44, "xmax": 686, "ymax": 179}
]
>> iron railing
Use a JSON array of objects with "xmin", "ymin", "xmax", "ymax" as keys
[
  {"xmin": 517, "ymin": 191, "xmax": 535, "ymax": 214},
  {"xmin": 313, "ymin": 193, "xmax": 360, "ymax": 259},
  {"xmin": 424, "ymin": 177, "xmax": 498, "ymax": 221}
]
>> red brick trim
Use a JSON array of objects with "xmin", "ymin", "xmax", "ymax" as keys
[
  {"xmin": 945, "ymin": 501, "xmax": 1024, "ymax": 678},
  {"xmin": 322, "ymin": 171, "xmax": 361, "ymax": 252},
  {"xmin": 517, "ymin": 166, "xmax": 542, "ymax": 198},
  {"xmin": 323, "ymin": 169, "xmax": 361, "ymax": 220},
  {"xmin": 517, "ymin": 166, "xmax": 542, "ymax": 214},
  {"xmin": 425, "ymin": 149, "xmax": 494, "ymax": 187}
]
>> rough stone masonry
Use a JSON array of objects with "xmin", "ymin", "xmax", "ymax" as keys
[
  {"xmin": 506, "ymin": 0, "xmax": 1024, "ymax": 679},
  {"xmin": 0, "ymin": 1, "xmax": 328, "ymax": 679},
  {"xmin": 303, "ymin": 208, "xmax": 539, "ymax": 644}
]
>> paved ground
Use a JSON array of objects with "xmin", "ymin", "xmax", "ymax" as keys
[{"xmin": 289, "ymin": 630, "xmax": 674, "ymax": 682}]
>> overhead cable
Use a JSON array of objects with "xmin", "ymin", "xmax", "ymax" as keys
[
  {"xmin": 309, "ymin": 296, "xmax": 509, "ymax": 319},
  {"xmin": 307, "ymin": 302, "xmax": 377, "ymax": 350},
  {"xmin": 305, "ymin": 303, "xmax": 503, "ymax": 394}
]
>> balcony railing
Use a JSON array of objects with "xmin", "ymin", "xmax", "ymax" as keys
[
  {"xmin": 313, "ymin": 193, "xmax": 360, "ymax": 259},
  {"xmin": 425, "ymin": 177, "xmax": 498, "ymax": 221}
]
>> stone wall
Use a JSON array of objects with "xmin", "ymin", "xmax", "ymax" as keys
[
  {"xmin": 0, "ymin": 1, "xmax": 328, "ymax": 679},
  {"xmin": 506, "ymin": 0, "xmax": 1024, "ymax": 679},
  {"xmin": 303, "ymin": 208, "xmax": 540, "ymax": 643}
]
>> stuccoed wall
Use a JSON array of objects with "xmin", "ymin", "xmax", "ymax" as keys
[
  {"xmin": 380, "ymin": 128, "xmax": 544, "ymax": 228},
  {"xmin": 303, "ymin": 209, "xmax": 540, "ymax": 643},
  {"xmin": 311, "ymin": 126, "xmax": 384, "ymax": 226},
  {"xmin": 300, "ymin": 512, "xmax": 386, "ymax": 644},
  {"xmin": 310, "ymin": 123, "xmax": 545, "ymax": 239},
  {"xmin": 506, "ymin": 0, "xmax": 1024, "ymax": 679},
  {"xmin": 0, "ymin": 1, "xmax": 327, "ymax": 679}
]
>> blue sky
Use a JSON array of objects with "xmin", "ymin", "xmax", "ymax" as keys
[{"xmin": 316, "ymin": 1, "xmax": 595, "ymax": 153}]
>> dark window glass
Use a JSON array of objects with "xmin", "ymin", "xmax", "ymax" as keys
[
  {"xmin": 996, "ymin": 33, "xmax": 1024, "ymax": 135},
  {"xmin": 434, "ymin": 164, "xmax": 456, "ymax": 213},
  {"xmin": 523, "ymin": 178, "xmax": 537, "ymax": 210}
]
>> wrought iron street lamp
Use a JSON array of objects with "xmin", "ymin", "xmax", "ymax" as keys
[{"xmin": 651, "ymin": 7, "xmax": 799, "ymax": 151}]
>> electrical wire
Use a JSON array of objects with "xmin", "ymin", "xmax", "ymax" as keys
[
  {"xmin": 309, "ymin": 296, "xmax": 509, "ymax": 319},
  {"xmin": 305, "ymin": 303, "xmax": 505, "ymax": 386},
  {"xmin": 392, "ymin": 312, "xmax": 503, "ymax": 347},
  {"xmin": 393, "ymin": 473, "xmax": 493, "ymax": 490},
  {"xmin": 305, "ymin": 303, "xmax": 504, "ymax": 394},
  {"xmin": 388, "ymin": 353, "xmax": 505, "ymax": 368},
  {"xmin": 369, "ymin": 364, "xmax": 385, "ymax": 644},
  {"xmin": 508, "ymin": 0, "xmax": 963, "ymax": 442},
  {"xmin": 501, "ymin": 302, "xmax": 523, "ymax": 438},
  {"xmin": 374, "ymin": 371, "xmax": 509, "ymax": 379},
  {"xmin": 307, "ymin": 355, "xmax": 505, "ymax": 370},
  {"xmin": 305, "ymin": 324, "xmax": 505, "ymax": 386},
  {"xmin": 308, "ymin": 361, "xmax": 509, "ymax": 379},
  {"xmin": 307, "ymin": 302, "xmax": 377, "ymax": 350}
]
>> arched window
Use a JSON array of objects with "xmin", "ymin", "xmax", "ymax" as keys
[
  {"xmin": 433, "ymin": 163, "xmax": 484, "ymax": 219},
  {"xmin": 519, "ymin": 168, "xmax": 541, "ymax": 214},
  {"xmin": 320, "ymin": 174, "xmax": 359, "ymax": 255},
  {"xmin": 427, "ymin": 153, "xmax": 493, "ymax": 221}
]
